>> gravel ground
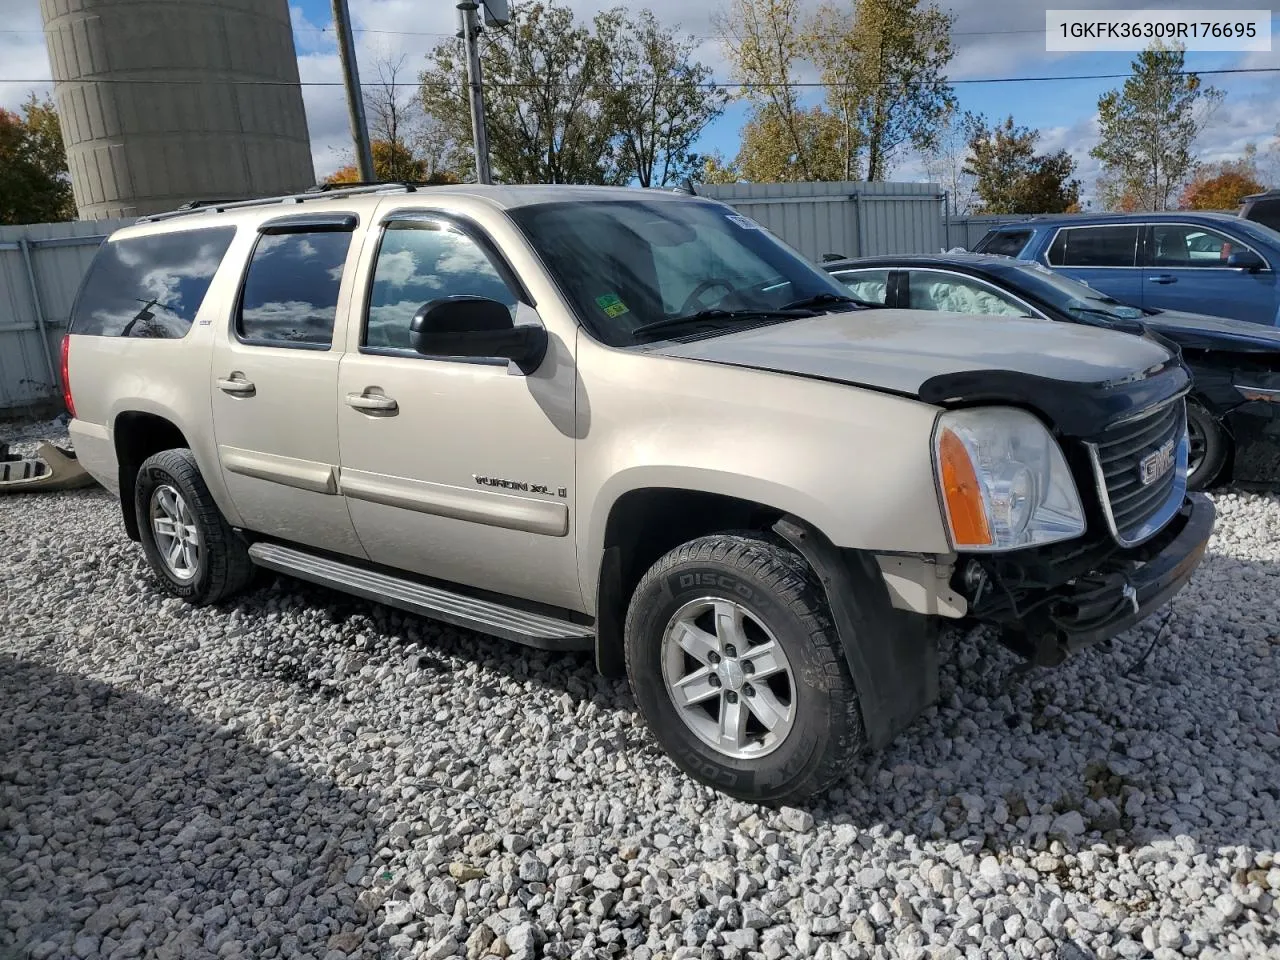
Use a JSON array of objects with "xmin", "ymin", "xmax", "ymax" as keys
[{"xmin": 1, "ymin": 476, "xmax": 1278, "ymax": 960}]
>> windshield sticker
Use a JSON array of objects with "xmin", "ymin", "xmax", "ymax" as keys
[
  {"xmin": 725, "ymin": 214, "xmax": 761, "ymax": 230},
  {"xmin": 595, "ymin": 293, "xmax": 630, "ymax": 318}
]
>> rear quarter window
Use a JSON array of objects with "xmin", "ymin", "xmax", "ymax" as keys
[
  {"xmin": 68, "ymin": 227, "xmax": 236, "ymax": 338},
  {"xmin": 975, "ymin": 230, "xmax": 1031, "ymax": 258}
]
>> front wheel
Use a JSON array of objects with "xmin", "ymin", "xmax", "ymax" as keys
[
  {"xmin": 1186, "ymin": 401, "xmax": 1229, "ymax": 491},
  {"xmin": 624, "ymin": 533, "xmax": 864, "ymax": 804},
  {"xmin": 135, "ymin": 448, "xmax": 254, "ymax": 605}
]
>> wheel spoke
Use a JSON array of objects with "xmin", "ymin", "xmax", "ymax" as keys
[
  {"xmin": 672, "ymin": 620, "xmax": 719, "ymax": 665},
  {"xmin": 718, "ymin": 694, "xmax": 749, "ymax": 752},
  {"xmin": 166, "ymin": 537, "xmax": 184, "ymax": 567},
  {"xmin": 741, "ymin": 641, "xmax": 786, "ymax": 681},
  {"xmin": 152, "ymin": 516, "xmax": 178, "ymax": 538},
  {"xmin": 713, "ymin": 600, "xmax": 747, "ymax": 651},
  {"xmin": 745, "ymin": 685, "xmax": 789, "ymax": 731},
  {"xmin": 671, "ymin": 666, "xmax": 720, "ymax": 706},
  {"xmin": 181, "ymin": 541, "xmax": 198, "ymax": 572}
]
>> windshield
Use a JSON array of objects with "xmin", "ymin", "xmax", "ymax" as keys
[
  {"xmin": 1005, "ymin": 262, "xmax": 1147, "ymax": 321},
  {"xmin": 507, "ymin": 198, "xmax": 856, "ymax": 345}
]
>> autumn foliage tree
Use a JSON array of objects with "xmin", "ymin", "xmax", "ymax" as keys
[
  {"xmin": 1179, "ymin": 151, "xmax": 1266, "ymax": 210},
  {"xmin": 0, "ymin": 93, "xmax": 75, "ymax": 224},
  {"xmin": 324, "ymin": 140, "xmax": 460, "ymax": 185}
]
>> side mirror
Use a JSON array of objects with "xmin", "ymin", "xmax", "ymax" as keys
[
  {"xmin": 409, "ymin": 296, "xmax": 548, "ymax": 374},
  {"xmin": 1226, "ymin": 249, "xmax": 1265, "ymax": 273}
]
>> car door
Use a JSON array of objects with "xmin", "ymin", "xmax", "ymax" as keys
[
  {"xmin": 210, "ymin": 214, "xmax": 367, "ymax": 558},
  {"xmin": 336, "ymin": 209, "xmax": 582, "ymax": 611},
  {"xmin": 1043, "ymin": 223, "xmax": 1144, "ymax": 307},
  {"xmin": 827, "ymin": 268, "xmax": 895, "ymax": 306},
  {"xmin": 1142, "ymin": 221, "xmax": 1278, "ymax": 324},
  {"xmin": 901, "ymin": 269, "xmax": 1043, "ymax": 317}
]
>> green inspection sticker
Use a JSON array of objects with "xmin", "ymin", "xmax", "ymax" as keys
[{"xmin": 595, "ymin": 293, "xmax": 630, "ymax": 318}]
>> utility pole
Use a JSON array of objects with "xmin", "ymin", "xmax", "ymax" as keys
[
  {"xmin": 332, "ymin": 0, "xmax": 375, "ymax": 182},
  {"xmin": 457, "ymin": 1, "xmax": 492, "ymax": 184}
]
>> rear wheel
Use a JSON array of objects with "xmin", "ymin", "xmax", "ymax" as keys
[
  {"xmin": 1186, "ymin": 401, "xmax": 1228, "ymax": 491},
  {"xmin": 135, "ymin": 449, "xmax": 254, "ymax": 605},
  {"xmin": 624, "ymin": 533, "xmax": 864, "ymax": 804}
]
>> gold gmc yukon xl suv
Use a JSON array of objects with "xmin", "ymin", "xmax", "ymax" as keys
[{"xmin": 63, "ymin": 183, "xmax": 1214, "ymax": 802}]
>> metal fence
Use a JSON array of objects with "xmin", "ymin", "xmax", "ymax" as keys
[{"xmin": 0, "ymin": 218, "xmax": 134, "ymax": 414}]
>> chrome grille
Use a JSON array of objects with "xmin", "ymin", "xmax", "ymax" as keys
[{"xmin": 1086, "ymin": 399, "xmax": 1188, "ymax": 547}]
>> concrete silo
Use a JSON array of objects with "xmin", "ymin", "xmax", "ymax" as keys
[{"xmin": 40, "ymin": 0, "xmax": 316, "ymax": 218}]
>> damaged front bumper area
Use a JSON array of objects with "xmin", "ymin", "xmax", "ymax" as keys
[{"xmin": 957, "ymin": 493, "xmax": 1215, "ymax": 665}]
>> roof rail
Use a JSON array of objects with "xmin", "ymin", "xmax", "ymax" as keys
[{"xmin": 135, "ymin": 182, "xmax": 426, "ymax": 224}]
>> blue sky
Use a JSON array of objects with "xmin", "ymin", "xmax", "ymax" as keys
[{"xmin": 3, "ymin": 0, "xmax": 1278, "ymax": 198}]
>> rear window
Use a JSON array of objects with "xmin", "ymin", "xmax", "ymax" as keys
[
  {"xmin": 975, "ymin": 230, "xmax": 1031, "ymax": 258},
  {"xmin": 1046, "ymin": 225, "xmax": 1139, "ymax": 268},
  {"xmin": 1244, "ymin": 197, "xmax": 1280, "ymax": 232},
  {"xmin": 68, "ymin": 227, "xmax": 236, "ymax": 337}
]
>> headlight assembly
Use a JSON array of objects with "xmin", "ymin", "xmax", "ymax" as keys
[{"xmin": 933, "ymin": 407, "xmax": 1086, "ymax": 551}]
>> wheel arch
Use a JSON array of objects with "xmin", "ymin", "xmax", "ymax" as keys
[{"xmin": 113, "ymin": 411, "xmax": 193, "ymax": 541}]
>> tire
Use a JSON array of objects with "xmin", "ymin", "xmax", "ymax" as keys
[
  {"xmin": 624, "ymin": 533, "xmax": 864, "ymax": 804},
  {"xmin": 1186, "ymin": 401, "xmax": 1229, "ymax": 491},
  {"xmin": 134, "ymin": 448, "xmax": 254, "ymax": 605}
]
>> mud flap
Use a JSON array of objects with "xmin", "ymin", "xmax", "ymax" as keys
[{"xmin": 774, "ymin": 515, "xmax": 938, "ymax": 750}]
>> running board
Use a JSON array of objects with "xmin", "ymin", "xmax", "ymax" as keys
[{"xmin": 247, "ymin": 542, "xmax": 594, "ymax": 651}]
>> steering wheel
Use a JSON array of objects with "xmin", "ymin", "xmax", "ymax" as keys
[{"xmin": 680, "ymin": 278, "xmax": 736, "ymax": 314}]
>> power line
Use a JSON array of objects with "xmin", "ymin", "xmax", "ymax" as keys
[{"xmin": 3, "ymin": 66, "xmax": 1279, "ymax": 88}]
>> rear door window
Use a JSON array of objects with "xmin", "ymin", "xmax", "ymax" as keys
[
  {"xmin": 237, "ymin": 230, "xmax": 353, "ymax": 348},
  {"xmin": 1046, "ymin": 226, "xmax": 1140, "ymax": 267},
  {"xmin": 975, "ymin": 230, "xmax": 1032, "ymax": 258},
  {"xmin": 829, "ymin": 268, "xmax": 891, "ymax": 305},
  {"xmin": 69, "ymin": 227, "xmax": 236, "ymax": 337}
]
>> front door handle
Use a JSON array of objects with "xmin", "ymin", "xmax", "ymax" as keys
[
  {"xmin": 1148, "ymin": 274, "xmax": 1177, "ymax": 284},
  {"xmin": 216, "ymin": 375, "xmax": 256, "ymax": 396},
  {"xmin": 345, "ymin": 392, "xmax": 399, "ymax": 414}
]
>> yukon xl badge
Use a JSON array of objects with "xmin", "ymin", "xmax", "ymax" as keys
[
  {"xmin": 1139, "ymin": 439, "xmax": 1176, "ymax": 486},
  {"xmin": 474, "ymin": 475, "xmax": 567, "ymax": 498}
]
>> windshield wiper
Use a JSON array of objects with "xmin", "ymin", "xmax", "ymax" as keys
[
  {"xmin": 632, "ymin": 307, "xmax": 813, "ymax": 342},
  {"xmin": 781, "ymin": 292, "xmax": 867, "ymax": 311}
]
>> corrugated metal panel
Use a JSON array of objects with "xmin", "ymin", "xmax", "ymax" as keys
[
  {"xmin": 0, "ymin": 217, "xmax": 134, "ymax": 412},
  {"xmin": 699, "ymin": 181, "xmax": 946, "ymax": 260}
]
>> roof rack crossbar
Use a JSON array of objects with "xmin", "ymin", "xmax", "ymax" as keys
[{"xmin": 136, "ymin": 182, "xmax": 425, "ymax": 224}]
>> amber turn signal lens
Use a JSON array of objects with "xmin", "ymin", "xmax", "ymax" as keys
[{"xmin": 938, "ymin": 427, "xmax": 992, "ymax": 548}]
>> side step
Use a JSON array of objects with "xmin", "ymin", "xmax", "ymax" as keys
[{"xmin": 247, "ymin": 542, "xmax": 594, "ymax": 652}]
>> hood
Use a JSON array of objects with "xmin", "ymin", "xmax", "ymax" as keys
[
  {"xmin": 1141, "ymin": 309, "xmax": 1280, "ymax": 353},
  {"xmin": 656, "ymin": 309, "xmax": 1189, "ymax": 436},
  {"xmin": 656, "ymin": 309, "xmax": 1174, "ymax": 396}
]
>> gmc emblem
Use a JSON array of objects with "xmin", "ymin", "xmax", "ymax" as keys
[{"xmin": 1139, "ymin": 438, "xmax": 1176, "ymax": 486}]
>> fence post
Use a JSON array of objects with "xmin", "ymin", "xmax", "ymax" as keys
[{"xmin": 18, "ymin": 236, "xmax": 59, "ymax": 390}]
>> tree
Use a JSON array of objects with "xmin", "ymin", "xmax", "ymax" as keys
[
  {"xmin": 594, "ymin": 10, "xmax": 727, "ymax": 187},
  {"xmin": 324, "ymin": 140, "xmax": 460, "ymax": 185},
  {"xmin": 699, "ymin": 151, "xmax": 742, "ymax": 184},
  {"xmin": 0, "ymin": 93, "xmax": 75, "ymax": 225},
  {"xmin": 715, "ymin": 0, "xmax": 825, "ymax": 181},
  {"xmin": 1091, "ymin": 42, "xmax": 1222, "ymax": 211},
  {"xmin": 964, "ymin": 115, "xmax": 1080, "ymax": 214},
  {"xmin": 1179, "ymin": 149, "xmax": 1266, "ymax": 210},
  {"xmin": 364, "ymin": 53, "xmax": 464, "ymax": 182},
  {"xmin": 808, "ymin": 0, "xmax": 955, "ymax": 181},
  {"xmin": 920, "ymin": 108, "xmax": 976, "ymax": 215},
  {"xmin": 421, "ymin": 1, "xmax": 618, "ymax": 184},
  {"xmin": 736, "ymin": 104, "xmax": 846, "ymax": 182}
]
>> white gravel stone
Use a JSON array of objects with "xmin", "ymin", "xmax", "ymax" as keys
[{"xmin": 1, "ymin": 453, "xmax": 1278, "ymax": 960}]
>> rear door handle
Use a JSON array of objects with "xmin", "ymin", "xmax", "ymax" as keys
[
  {"xmin": 1148, "ymin": 275, "xmax": 1177, "ymax": 284},
  {"xmin": 216, "ymin": 375, "xmax": 256, "ymax": 396},
  {"xmin": 345, "ymin": 392, "xmax": 399, "ymax": 414}
]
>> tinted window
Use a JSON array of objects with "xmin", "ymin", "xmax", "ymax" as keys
[
  {"xmin": 69, "ymin": 227, "xmax": 235, "ymax": 338},
  {"xmin": 365, "ymin": 220, "xmax": 517, "ymax": 351},
  {"xmin": 976, "ymin": 230, "xmax": 1031, "ymax": 258},
  {"xmin": 1245, "ymin": 198, "xmax": 1280, "ymax": 232},
  {"xmin": 1046, "ymin": 226, "xmax": 1139, "ymax": 267},
  {"xmin": 508, "ymin": 199, "xmax": 852, "ymax": 346},
  {"xmin": 830, "ymin": 269, "xmax": 890, "ymax": 305},
  {"xmin": 906, "ymin": 270, "xmax": 1030, "ymax": 316},
  {"xmin": 1150, "ymin": 223, "xmax": 1249, "ymax": 267},
  {"xmin": 237, "ymin": 231, "xmax": 352, "ymax": 347}
]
